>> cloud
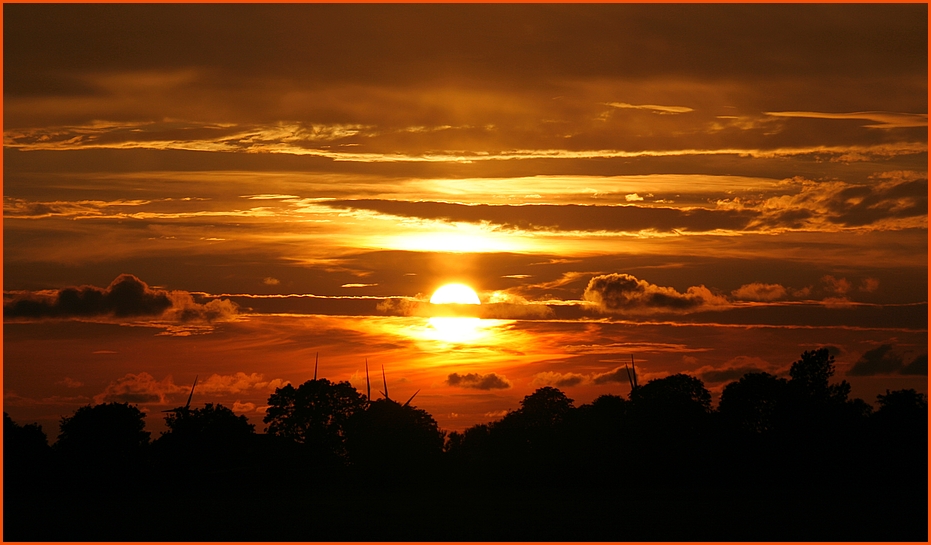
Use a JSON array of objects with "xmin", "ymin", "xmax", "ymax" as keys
[
  {"xmin": 847, "ymin": 344, "xmax": 928, "ymax": 376},
  {"xmin": 607, "ymin": 102, "xmax": 694, "ymax": 114},
  {"xmin": 232, "ymin": 401, "xmax": 257, "ymax": 413},
  {"xmin": 165, "ymin": 292, "xmax": 239, "ymax": 323},
  {"xmin": 3, "ymin": 197, "xmax": 151, "ymax": 219},
  {"xmin": 859, "ymin": 278, "xmax": 880, "ymax": 293},
  {"xmin": 4, "ymin": 274, "xmax": 172, "ymax": 319},
  {"xmin": 731, "ymin": 283, "xmax": 787, "ymax": 301},
  {"xmin": 591, "ymin": 367, "xmax": 634, "ymax": 385},
  {"xmin": 93, "ymin": 372, "xmax": 185, "ymax": 405},
  {"xmin": 901, "ymin": 354, "xmax": 928, "ymax": 376},
  {"xmin": 765, "ymin": 110, "xmax": 928, "ymax": 129},
  {"xmin": 56, "ymin": 377, "xmax": 84, "ymax": 388},
  {"xmin": 377, "ymin": 294, "xmax": 554, "ymax": 320},
  {"xmin": 446, "ymin": 372, "xmax": 511, "ymax": 390},
  {"xmin": 821, "ymin": 275, "xmax": 852, "ymax": 295},
  {"xmin": 199, "ymin": 372, "xmax": 289, "ymax": 395},
  {"xmin": 323, "ymin": 200, "xmax": 757, "ymax": 234},
  {"xmin": 4, "ymin": 274, "xmax": 239, "ymax": 325},
  {"xmin": 695, "ymin": 357, "xmax": 772, "ymax": 384},
  {"xmin": 583, "ymin": 273, "xmax": 729, "ymax": 314},
  {"xmin": 740, "ymin": 177, "xmax": 928, "ymax": 232},
  {"xmin": 530, "ymin": 371, "xmax": 585, "ymax": 388},
  {"xmin": 263, "ymin": 277, "xmax": 280, "ymax": 285}
]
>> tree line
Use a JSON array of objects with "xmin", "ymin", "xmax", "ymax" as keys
[{"xmin": 4, "ymin": 349, "xmax": 927, "ymax": 541}]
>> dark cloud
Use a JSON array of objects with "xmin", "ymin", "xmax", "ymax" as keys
[
  {"xmin": 4, "ymin": 274, "xmax": 172, "ymax": 319},
  {"xmin": 447, "ymin": 372, "xmax": 511, "ymax": 390},
  {"xmin": 847, "ymin": 344, "xmax": 928, "ymax": 377},
  {"xmin": 6, "ymin": 4, "xmax": 924, "ymax": 96},
  {"xmin": 746, "ymin": 178, "xmax": 928, "ymax": 232},
  {"xmin": 592, "ymin": 367, "xmax": 633, "ymax": 385},
  {"xmin": 531, "ymin": 372, "xmax": 585, "ymax": 388},
  {"xmin": 901, "ymin": 354, "xmax": 928, "ymax": 376},
  {"xmin": 700, "ymin": 366, "xmax": 767, "ymax": 384},
  {"xmin": 583, "ymin": 273, "xmax": 729, "ymax": 315},
  {"xmin": 325, "ymin": 200, "xmax": 757, "ymax": 234},
  {"xmin": 828, "ymin": 179, "xmax": 928, "ymax": 227},
  {"xmin": 3, "ymin": 274, "xmax": 238, "ymax": 325}
]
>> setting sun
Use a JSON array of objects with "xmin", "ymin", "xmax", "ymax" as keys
[
  {"xmin": 428, "ymin": 283, "xmax": 483, "ymax": 343},
  {"xmin": 430, "ymin": 283, "xmax": 481, "ymax": 305}
]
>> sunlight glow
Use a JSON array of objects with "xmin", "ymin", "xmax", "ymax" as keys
[
  {"xmin": 426, "ymin": 284, "xmax": 484, "ymax": 342},
  {"xmin": 427, "ymin": 317, "xmax": 486, "ymax": 343},
  {"xmin": 430, "ymin": 283, "xmax": 481, "ymax": 305}
]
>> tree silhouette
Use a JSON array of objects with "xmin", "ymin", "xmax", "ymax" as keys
[
  {"xmin": 629, "ymin": 373, "xmax": 711, "ymax": 421},
  {"xmin": 154, "ymin": 403, "xmax": 256, "ymax": 471},
  {"xmin": 344, "ymin": 398, "xmax": 445, "ymax": 474},
  {"xmin": 55, "ymin": 402, "xmax": 150, "ymax": 461},
  {"xmin": 718, "ymin": 372, "xmax": 788, "ymax": 434},
  {"xmin": 264, "ymin": 379, "xmax": 366, "ymax": 460},
  {"xmin": 788, "ymin": 348, "xmax": 851, "ymax": 405},
  {"xmin": 4, "ymin": 412, "xmax": 51, "ymax": 479},
  {"xmin": 163, "ymin": 402, "xmax": 254, "ymax": 439}
]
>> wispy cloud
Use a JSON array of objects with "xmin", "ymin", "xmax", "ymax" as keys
[
  {"xmin": 765, "ymin": 110, "xmax": 928, "ymax": 129},
  {"xmin": 606, "ymin": 102, "xmax": 694, "ymax": 114}
]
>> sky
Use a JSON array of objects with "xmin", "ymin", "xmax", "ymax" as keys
[{"xmin": 3, "ymin": 4, "xmax": 928, "ymax": 438}]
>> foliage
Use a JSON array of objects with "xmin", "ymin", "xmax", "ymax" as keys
[
  {"xmin": 264, "ymin": 378, "xmax": 367, "ymax": 458},
  {"xmin": 56, "ymin": 402, "xmax": 150, "ymax": 458},
  {"xmin": 718, "ymin": 372, "xmax": 788, "ymax": 433},
  {"xmin": 629, "ymin": 373, "xmax": 712, "ymax": 421},
  {"xmin": 344, "ymin": 398, "xmax": 445, "ymax": 470},
  {"xmin": 164, "ymin": 402, "xmax": 255, "ymax": 439},
  {"xmin": 4, "ymin": 412, "xmax": 50, "ymax": 461},
  {"xmin": 788, "ymin": 348, "xmax": 851, "ymax": 405},
  {"xmin": 499, "ymin": 386, "xmax": 575, "ymax": 431}
]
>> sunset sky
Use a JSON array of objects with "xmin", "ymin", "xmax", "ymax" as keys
[{"xmin": 3, "ymin": 4, "xmax": 927, "ymax": 438}]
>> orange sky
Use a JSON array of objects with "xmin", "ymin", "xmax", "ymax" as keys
[{"xmin": 3, "ymin": 4, "xmax": 927, "ymax": 438}]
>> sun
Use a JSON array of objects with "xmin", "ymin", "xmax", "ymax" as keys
[
  {"xmin": 430, "ymin": 283, "xmax": 481, "ymax": 305},
  {"xmin": 428, "ymin": 283, "xmax": 483, "ymax": 343}
]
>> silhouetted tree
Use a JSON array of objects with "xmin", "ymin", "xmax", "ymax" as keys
[
  {"xmin": 344, "ymin": 398, "xmax": 444, "ymax": 474},
  {"xmin": 264, "ymin": 379, "xmax": 367, "ymax": 460},
  {"xmin": 4, "ymin": 412, "xmax": 50, "ymax": 473},
  {"xmin": 154, "ymin": 403, "xmax": 256, "ymax": 470},
  {"xmin": 163, "ymin": 402, "xmax": 254, "ymax": 439},
  {"xmin": 55, "ymin": 402, "xmax": 150, "ymax": 461},
  {"xmin": 875, "ymin": 388, "xmax": 927, "ymax": 421},
  {"xmin": 487, "ymin": 387, "xmax": 576, "ymax": 471},
  {"xmin": 872, "ymin": 388, "xmax": 928, "ymax": 442},
  {"xmin": 718, "ymin": 372, "xmax": 789, "ymax": 434},
  {"xmin": 629, "ymin": 373, "xmax": 711, "ymax": 422},
  {"xmin": 788, "ymin": 348, "xmax": 850, "ymax": 405}
]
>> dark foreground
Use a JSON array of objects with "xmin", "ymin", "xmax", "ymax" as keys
[{"xmin": 6, "ymin": 442, "xmax": 926, "ymax": 542}]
